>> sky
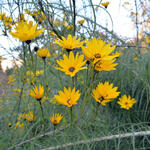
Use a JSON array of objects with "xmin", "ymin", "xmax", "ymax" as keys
[{"xmin": 0, "ymin": 0, "xmax": 135, "ymax": 65}]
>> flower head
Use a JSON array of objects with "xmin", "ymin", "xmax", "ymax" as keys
[
  {"xmin": 50, "ymin": 113, "xmax": 63, "ymax": 126},
  {"xmin": 92, "ymin": 82, "xmax": 120, "ymax": 106},
  {"xmin": 8, "ymin": 122, "xmax": 12, "ymax": 127},
  {"xmin": 94, "ymin": 58, "xmax": 118, "ymax": 71},
  {"xmin": 37, "ymin": 48, "xmax": 51, "ymax": 59},
  {"xmin": 101, "ymin": 2, "xmax": 110, "ymax": 8},
  {"xmin": 78, "ymin": 19, "xmax": 85, "ymax": 25},
  {"xmin": 54, "ymin": 87, "xmax": 81, "ymax": 107},
  {"xmin": 10, "ymin": 20, "xmax": 44, "ymax": 42},
  {"xmin": 30, "ymin": 84, "xmax": 44, "ymax": 101},
  {"xmin": 55, "ymin": 34, "xmax": 84, "ymax": 51},
  {"xmin": 82, "ymin": 38, "xmax": 118, "ymax": 71},
  {"xmin": 23, "ymin": 111, "xmax": 34, "ymax": 122},
  {"xmin": 118, "ymin": 95, "xmax": 136, "ymax": 110},
  {"xmin": 55, "ymin": 51, "xmax": 87, "ymax": 77}
]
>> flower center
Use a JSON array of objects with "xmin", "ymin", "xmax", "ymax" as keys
[
  {"xmin": 69, "ymin": 67, "xmax": 75, "ymax": 72},
  {"xmin": 67, "ymin": 99, "xmax": 71, "ymax": 105},
  {"xmin": 54, "ymin": 120, "xmax": 57, "ymax": 123},
  {"xmin": 98, "ymin": 96, "xmax": 104, "ymax": 102},
  {"xmin": 94, "ymin": 53, "xmax": 101, "ymax": 59},
  {"xmin": 125, "ymin": 102, "xmax": 128, "ymax": 105}
]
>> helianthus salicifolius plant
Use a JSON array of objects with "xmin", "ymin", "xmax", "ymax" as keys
[
  {"xmin": 55, "ymin": 34, "xmax": 84, "ymax": 53},
  {"xmin": 37, "ymin": 48, "xmax": 51, "ymax": 59},
  {"xmin": 54, "ymin": 87, "xmax": 81, "ymax": 107},
  {"xmin": 82, "ymin": 38, "xmax": 118, "ymax": 71},
  {"xmin": 55, "ymin": 51, "xmax": 87, "ymax": 77},
  {"xmin": 10, "ymin": 20, "xmax": 44, "ymax": 43},
  {"xmin": 50, "ymin": 113, "xmax": 63, "ymax": 126},
  {"xmin": 92, "ymin": 82, "xmax": 120, "ymax": 106},
  {"xmin": 30, "ymin": 84, "xmax": 44, "ymax": 101},
  {"xmin": 101, "ymin": 2, "xmax": 110, "ymax": 8},
  {"xmin": 118, "ymin": 95, "xmax": 136, "ymax": 110}
]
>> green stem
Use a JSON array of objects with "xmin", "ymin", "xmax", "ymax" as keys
[
  {"xmin": 72, "ymin": 76, "xmax": 75, "ymax": 88},
  {"xmin": 39, "ymin": 101, "xmax": 45, "ymax": 122},
  {"xmin": 86, "ymin": 64, "xmax": 89, "ymax": 86},
  {"xmin": 43, "ymin": 59, "xmax": 47, "ymax": 95},
  {"xmin": 72, "ymin": 0, "xmax": 76, "ymax": 35},
  {"xmin": 22, "ymin": 42, "xmax": 26, "ymax": 67},
  {"xmin": 70, "ymin": 107, "xmax": 73, "ymax": 124},
  {"xmin": 95, "ymin": 103, "xmax": 100, "ymax": 120},
  {"xmin": 28, "ymin": 44, "xmax": 34, "ymax": 68}
]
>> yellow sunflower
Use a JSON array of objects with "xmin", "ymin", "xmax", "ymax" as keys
[
  {"xmin": 54, "ymin": 87, "xmax": 81, "ymax": 107},
  {"xmin": 101, "ymin": 2, "xmax": 110, "ymax": 8},
  {"xmin": 10, "ymin": 20, "xmax": 44, "ymax": 43},
  {"xmin": 50, "ymin": 113, "xmax": 63, "ymax": 126},
  {"xmin": 55, "ymin": 34, "xmax": 84, "ymax": 52},
  {"xmin": 82, "ymin": 38, "xmax": 116, "ymax": 64},
  {"xmin": 92, "ymin": 82, "xmax": 120, "ymax": 106},
  {"xmin": 55, "ymin": 51, "xmax": 87, "ymax": 77},
  {"xmin": 82, "ymin": 38, "xmax": 118, "ymax": 71},
  {"xmin": 78, "ymin": 19, "xmax": 85, "ymax": 25},
  {"xmin": 30, "ymin": 84, "xmax": 44, "ymax": 101},
  {"xmin": 37, "ymin": 48, "xmax": 51, "ymax": 59},
  {"xmin": 118, "ymin": 95, "xmax": 136, "ymax": 110},
  {"xmin": 94, "ymin": 58, "xmax": 118, "ymax": 71}
]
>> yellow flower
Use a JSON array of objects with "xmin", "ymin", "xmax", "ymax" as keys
[
  {"xmin": 101, "ymin": 2, "xmax": 110, "ymax": 8},
  {"xmin": 55, "ymin": 51, "xmax": 87, "ymax": 77},
  {"xmin": 17, "ymin": 114, "xmax": 22, "ymax": 121},
  {"xmin": 8, "ymin": 75, "xmax": 15, "ymax": 85},
  {"xmin": 78, "ymin": 19, "xmax": 85, "ymax": 25},
  {"xmin": 55, "ymin": 34, "xmax": 84, "ymax": 52},
  {"xmin": 26, "ymin": 70, "xmax": 34, "ymax": 76},
  {"xmin": 94, "ymin": 58, "xmax": 118, "ymax": 71},
  {"xmin": 8, "ymin": 122, "xmax": 12, "ymax": 127},
  {"xmin": 30, "ymin": 84, "xmax": 44, "ymax": 101},
  {"xmin": 37, "ymin": 48, "xmax": 51, "ymax": 59},
  {"xmin": 133, "ymin": 57, "xmax": 138, "ymax": 61},
  {"xmin": 49, "ymin": 31, "xmax": 56, "ymax": 36},
  {"xmin": 112, "ymin": 51, "xmax": 122, "ymax": 58},
  {"xmin": 41, "ymin": 96, "xmax": 49, "ymax": 103},
  {"xmin": 10, "ymin": 20, "xmax": 44, "ymax": 42},
  {"xmin": 82, "ymin": 38, "xmax": 118, "ymax": 71},
  {"xmin": 15, "ymin": 121, "xmax": 24, "ymax": 129},
  {"xmin": 66, "ymin": 25, "xmax": 73, "ymax": 29},
  {"xmin": 118, "ymin": 95, "xmax": 136, "ymax": 110},
  {"xmin": 82, "ymin": 38, "xmax": 116, "ymax": 64},
  {"xmin": 36, "ymin": 70, "xmax": 44, "ymax": 76},
  {"xmin": 26, "ymin": 111, "xmax": 34, "ymax": 122},
  {"xmin": 50, "ymin": 113, "xmax": 63, "ymax": 126},
  {"xmin": 92, "ymin": 82, "xmax": 120, "ymax": 106},
  {"xmin": 146, "ymin": 37, "xmax": 150, "ymax": 44},
  {"xmin": 54, "ymin": 87, "xmax": 81, "ymax": 107}
]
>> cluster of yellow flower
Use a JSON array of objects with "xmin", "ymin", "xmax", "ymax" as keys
[
  {"xmin": 8, "ymin": 18, "xmax": 137, "ymax": 127},
  {"xmin": 0, "ymin": 13, "xmax": 15, "ymax": 31},
  {"xmin": 25, "ymin": 70, "xmax": 44, "ymax": 84},
  {"xmin": 10, "ymin": 111, "xmax": 34, "ymax": 129},
  {"xmin": 8, "ymin": 75, "xmax": 16, "ymax": 86},
  {"xmin": 25, "ymin": 10, "xmax": 46, "ymax": 24}
]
